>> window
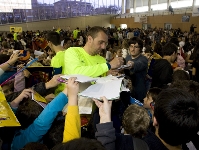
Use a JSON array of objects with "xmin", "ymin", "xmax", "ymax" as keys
[
  {"xmin": 136, "ymin": 6, "xmax": 148, "ymax": 12},
  {"xmin": 130, "ymin": 8, "xmax": 134, "ymax": 13},
  {"xmin": 171, "ymin": 0, "xmax": 193, "ymax": 8},
  {"xmin": 151, "ymin": 3, "xmax": 167, "ymax": 10}
]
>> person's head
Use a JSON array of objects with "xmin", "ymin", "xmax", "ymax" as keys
[
  {"xmin": 122, "ymin": 104, "xmax": 150, "ymax": 138},
  {"xmin": 22, "ymin": 142, "xmax": 48, "ymax": 150},
  {"xmin": 153, "ymin": 42, "xmax": 162, "ymax": 56},
  {"xmin": 113, "ymin": 47, "xmax": 122, "ymax": 57},
  {"xmin": 46, "ymin": 32, "xmax": 61, "ymax": 50},
  {"xmin": 169, "ymin": 37, "xmax": 179, "ymax": 46},
  {"xmin": 2, "ymin": 41, "xmax": 9, "ymax": 49},
  {"xmin": 63, "ymin": 37, "xmax": 72, "ymax": 49},
  {"xmin": 128, "ymin": 37, "xmax": 143, "ymax": 58},
  {"xmin": 16, "ymin": 99, "xmax": 43, "ymax": 129},
  {"xmin": 169, "ymin": 80, "xmax": 199, "ymax": 101},
  {"xmin": 162, "ymin": 43, "xmax": 178, "ymax": 63},
  {"xmin": 17, "ymin": 35, "xmax": 21, "ymax": 40},
  {"xmin": 143, "ymin": 88, "xmax": 162, "ymax": 109},
  {"xmin": 52, "ymin": 138, "xmax": 105, "ymax": 150},
  {"xmin": 153, "ymin": 88, "xmax": 199, "ymax": 146},
  {"xmin": 143, "ymin": 45, "xmax": 153, "ymax": 59},
  {"xmin": 7, "ymin": 33, "xmax": 14, "ymax": 41},
  {"xmin": 172, "ymin": 70, "xmax": 190, "ymax": 82},
  {"xmin": 1, "ymin": 81, "xmax": 14, "ymax": 96},
  {"xmin": 0, "ymin": 54, "xmax": 10, "ymax": 65},
  {"xmin": 85, "ymin": 26, "xmax": 108, "ymax": 56}
]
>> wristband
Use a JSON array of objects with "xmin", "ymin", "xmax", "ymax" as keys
[{"xmin": 106, "ymin": 63, "xmax": 111, "ymax": 70}]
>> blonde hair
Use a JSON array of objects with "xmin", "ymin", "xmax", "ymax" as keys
[{"xmin": 122, "ymin": 104, "xmax": 150, "ymax": 138}]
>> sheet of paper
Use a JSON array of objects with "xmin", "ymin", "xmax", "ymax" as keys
[
  {"xmin": 60, "ymin": 74, "xmax": 97, "ymax": 83},
  {"xmin": 62, "ymin": 96, "xmax": 93, "ymax": 115},
  {"xmin": 79, "ymin": 79, "xmax": 123, "ymax": 100}
]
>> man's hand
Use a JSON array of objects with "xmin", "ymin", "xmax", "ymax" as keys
[
  {"xmin": 109, "ymin": 57, "xmax": 124, "ymax": 69},
  {"xmin": 45, "ymin": 74, "xmax": 63, "ymax": 89},
  {"xmin": 93, "ymin": 97, "xmax": 112, "ymax": 124},
  {"xmin": 127, "ymin": 61, "xmax": 134, "ymax": 69}
]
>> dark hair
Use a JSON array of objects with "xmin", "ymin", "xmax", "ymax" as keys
[
  {"xmin": 64, "ymin": 37, "xmax": 71, "ymax": 44},
  {"xmin": 52, "ymin": 138, "xmax": 105, "ymax": 150},
  {"xmin": 16, "ymin": 99, "xmax": 43, "ymax": 129},
  {"xmin": 162, "ymin": 43, "xmax": 178, "ymax": 56},
  {"xmin": 128, "ymin": 37, "xmax": 143, "ymax": 51},
  {"xmin": 7, "ymin": 33, "xmax": 14, "ymax": 39},
  {"xmin": 145, "ymin": 45, "xmax": 153, "ymax": 54},
  {"xmin": 154, "ymin": 88, "xmax": 199, "ymax": 146},
  {"xmin": 22, "ymin": 142, "xmax": 48, "ymax": 150},
  {"xmin": 154, "ymin": 42, "xmax": 163, "ymax": 56},
  {"xmin": 46, "ymin": 32, "xmax": 61, "ymax": 46},
  {"xmin": 43, "ymin": 119, "xmax": 65, "ymax": 149},
  {"xmin": 192, "ymin": 44, "xmax": 199, "ymax": 64},
  {"xmin": 169, "ymin": 37, "xmax": 179, "ymax": 46},
  {"xmin": 0, "ymin": 54, "xmax": 10, "ymax": 64},
  {"xmin": 169, "ymin": 80, "xmax": 199, "ymax": 101},
  {"xmin": 148, "ymin": 87, "xmax": 162, "ymax": 102},
  {"xmin": 86, "ymin": 26, "xmax": 107, "ymax": 39},
  {"xmin": 172, "ymin": 70, "xmax": 190, "ymax": 82}
]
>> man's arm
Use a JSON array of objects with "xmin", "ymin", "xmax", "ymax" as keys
[{"xmin": 127, "ymin": 56, "xmax": 148, "ymax": 73}]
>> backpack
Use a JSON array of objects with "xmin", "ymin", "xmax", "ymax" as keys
[{"xmin": 133, "ymin": 138, "xmax": 149, "ymax": 150}]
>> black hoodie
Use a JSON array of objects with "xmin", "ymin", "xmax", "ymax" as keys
[{"xmin": 151, "ymin": 59, "xmax": 173, "ymax": 88}]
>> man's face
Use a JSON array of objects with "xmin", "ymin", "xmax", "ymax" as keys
[
  {"xmin": 143, "ymin": 93, "xmax": 153, "ymax": 109},
  {"xmin": 89, "ymin": 31, "xmax": 108, "ymax": 56},
  {"xmin": 129, "ymin": 43, "xmax": 141, "ymax": 58}
]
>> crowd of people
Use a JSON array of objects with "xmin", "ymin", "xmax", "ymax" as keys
[{"xmin": 0, "ymin": 25, "xmax": 199, "ymax": 150}]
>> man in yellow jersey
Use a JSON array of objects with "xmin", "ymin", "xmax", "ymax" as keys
[
  {"xmin": 47, "ymin": 31, "xmax": 66, "ymax": 75},
  {"xmin": 73, "ymin": 27, "xmax": 80, "ymax": 42},
  {"xmin": 64, "ymin": 26, "xmax": 124, "ymax": 77}
]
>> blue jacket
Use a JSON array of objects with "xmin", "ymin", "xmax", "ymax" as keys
[{"xmin": 11, "ymin": 92, "xmax": 68, "ymax": 150}]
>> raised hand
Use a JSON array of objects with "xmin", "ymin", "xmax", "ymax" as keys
[{"xmin": 94, "ymin": 97, "xmax": 112, "ymax": 123}]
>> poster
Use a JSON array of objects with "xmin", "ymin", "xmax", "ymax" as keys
[{"xmin": 10, "ymin": 27, "xmax": 22, "ymax": 33}]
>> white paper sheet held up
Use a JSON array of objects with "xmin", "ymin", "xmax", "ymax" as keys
[
  {"xmin": 60, "ymin": 74, "xmax": 97, "ymax": 83},
  {"xmin": 79, "ymin": 79, "xmax": 123, "ymax": 100}
]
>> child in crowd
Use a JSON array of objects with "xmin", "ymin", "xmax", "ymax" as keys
[{"xmin": 130, "ymin": 87, "xmax": 162, "ymax": 120}]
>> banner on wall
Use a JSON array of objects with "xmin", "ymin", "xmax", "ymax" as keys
[
  {"xmin": 134, "ymin": 17, "xmax": 147, "ymax": 23},
  {"xmin": 10, "ymin": 27, "xmax": 23, "ymax": 33},
  {"xmin": 192, "ymin": 5, "xmax": 199, "ymax": 16}
]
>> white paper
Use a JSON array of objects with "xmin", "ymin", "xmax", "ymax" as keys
[
  {"xmin": 60, "ymin": 74, "xmax": 97, "ymax": 83},
  {"xmin": 79, "ymin": 79, "xmax": 123, "ymax": 100},
  {"xmin": 62, "ymin": 96, "xmax": 93, "ymax": 115}
]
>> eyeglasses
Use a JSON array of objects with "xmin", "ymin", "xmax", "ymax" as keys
[
  {"xmin": 129, "ymin": 45, "xmax": 140, "ymax": 49},
  {"xmin": 150, "ymin": 101, "xmax": 155, "ymax": 111}
]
